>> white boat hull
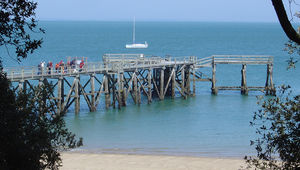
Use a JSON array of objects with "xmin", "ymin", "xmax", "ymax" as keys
[{"xmin": 126, "ymin": 43, "xmax": 148, "ymax": 49}]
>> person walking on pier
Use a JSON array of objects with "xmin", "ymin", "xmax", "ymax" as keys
[
  {"xmin": 47, "ymin": 61, "xmax": 53, "ymax": 74},
  {"xmin": 40, "ymin": 61, "xmax": 45, "ymax": 75},
  {"xmin": 79, "ymin": 59, "xmax": 84, "ymax": 72},
  {"xmin": 37, "ymin": 63, "xmax": 41, "ymax": 75},
  {"xmin": 59, "ymin": 60, "xmax": 64, "ymax": 74},
  {"xmin": 55, "ymin": 62, "xmax": 59, "ymax": 73}
]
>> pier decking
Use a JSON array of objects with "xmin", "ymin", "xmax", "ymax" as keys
[{"xmin": 4, "ymin": 54, "xmax": 275, "ymax": 114}]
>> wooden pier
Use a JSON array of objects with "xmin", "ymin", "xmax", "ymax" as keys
[{"xmin": 4, "ymin": 54, "xmax": 275, "ymax": 114}]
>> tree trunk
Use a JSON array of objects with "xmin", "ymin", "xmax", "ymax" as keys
[{"xmin": 271, "ymin": 0, "xmax": 300, "ymax": 44}]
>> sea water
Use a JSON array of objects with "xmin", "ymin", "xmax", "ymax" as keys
[{"xmin": 1, "ymin": 21, "xmax": 299, "ymax": 158}]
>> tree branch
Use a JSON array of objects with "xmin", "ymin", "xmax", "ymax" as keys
[{"xmin": 272, "ymin": 0, "xmax": 300, "ymax": 45}]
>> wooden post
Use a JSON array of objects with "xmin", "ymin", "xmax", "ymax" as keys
[
  {"xmin": 105, "ymin": 75, "xmax": 110, "ymax": 109},
  {"xmin": 120, "ymin": 72, "xmax": 126, "ymax": 106},
  {"xmin": 192, "ymin": 67, "xmax": 196, "ymax": 96},
  {"xmin": 138, "ymin": 86, "xmax": 141, "ymax": 105},
  {"xmin": 61, "ymin": 78, "xmax": 64, "ymax": 108},
  {"xmin": 74, "ymin": 75, "xmax": 80, "ymax": 114},
  {"xmin": 117, "ymin": 72, "xmax": 122, "ymax": 109},
  {"xmin": 241, "ymin": 64, "xmax": 248, "ymax": 95},
  {"xmin": 57, "ymin": 77, "xmax": 63, "ymax": 114},
  {"xmin": 112, "ymin": 74, "xmax": 116, "ymax": 108},
  {"xmin": 265, "ymin": 64, "xmax": 270, "ymax": 95},
  {"xmin": 186, "ymin": 67, "xmax": 191, "ymax": 95},
  {"xmin": 18, "ymin": 80, "xmax": 24, "ymax": 92},
  {"xmin": 23, "ymin": 80, "xmax": 27, "ymax": 93},
  {"xmin": 171, "ymin": 68, "xmax": 176, "ymax": 98},
  {"xmin": 148, "ymin": 69, "xmax": 152, "ymax": 103},
  {"xmin": 39, "ymin": 78, "xmax": 44, "ymax": 87},
  {"xmin": 160, "ymin": 68, "xmax": 164, "ymax": 100},
  {"xmin": 133, "ymin": 72, "xmax": 138, "ymax": 104},
  {"xmin": 181, "ymin": 65, "xmax": 186, "ymax": 99},
  {"xmin": 122, "ymin": 87, "xmax": 127, "ymax": 106},
  {"xmin": 269, "ymin": 64, "xmax": 275, "ymax": 95},
  {"xmin": 211, "ymin": 62, "xmax": 218, "ymax": 95},
  {"xmin": 90, "ymin": 74, "xmax": 96, "ymax": 111}
]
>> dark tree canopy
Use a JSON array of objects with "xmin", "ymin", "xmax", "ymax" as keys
[
  {"xmin": 0, "ymin": 1, "xmax": 83, "ymax": 169},
  {"xmin": 0, "ymin": 0, "xmax": 44, "ymax": 61},
  {"xmin": 0, "ymin": 67, "xmax": 83, "ymax": 170}
]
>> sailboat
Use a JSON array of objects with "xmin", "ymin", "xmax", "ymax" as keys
[{"xmin": 126, "ymin": 17, "xmax": 148, "ymax": 49}]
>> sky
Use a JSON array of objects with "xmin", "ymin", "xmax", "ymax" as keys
[{"xmin": 35, "ymin": 0, "xmax": 289, "ymax": 22}]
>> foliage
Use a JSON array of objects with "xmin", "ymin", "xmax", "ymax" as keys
[
  {"xmin": 0, "ymin": 0, "xmax": 44, "ymax": 62},
  {"xmin": 0, "ymin": 67, "xmax": 83, "ymax": 170},
  {"xmin": 285, "ymin": 41, "xmax": 300, "ymax": 69},
  {"xmin": 0, "ymin": 1, "xmax": 84, "ymax": 170},
  {"xmin": 282, "ymin": 0, "xmax": 300, "ymax": 69},
  {"xmin": 245, "ymin": 86, "xmax": 300, "ymax": 169}
]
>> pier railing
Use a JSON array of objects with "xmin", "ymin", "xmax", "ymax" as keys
[
  {"xmin": 212, "ymin": 55, "xmax": 273, "ymax": 64},
  {"xmin": 4, "ymin": 55, "xmax": 197, "ymax": 81},
  {"xmin": 195, "ymin": 55, "xmax": 273, "ymax": 68},
  {"xmin": 3, "ymin": 54, "xmax": 273, "ymax": 81}
]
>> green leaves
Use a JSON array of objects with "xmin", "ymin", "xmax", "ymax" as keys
[
  {"xmin": 0, "ymin": 0, "xmax": 44, "ymax": 62},
  {"xmin": 245, "ymin": 85, "xmax": 300, "ymax": 169},
  {"xmin": 285, "ymin": 41, "xmax": 300, "ymax": 69},
  {"xmin": 0, "ymin": 70, "xmax": 83, "ymax": 170}
]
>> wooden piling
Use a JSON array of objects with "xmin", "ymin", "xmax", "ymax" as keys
[
  {"xmin": 18, "ymin": 80, "xmax": 24, "ymax": 92},
  {"xmin": 160, "ymin": 68, "xmax": 164, "ymax": 100},
  {"xmin": 105, "ymin": 75, "xmax": 110, "ymax": 109},
  {"xmin": 111, "ymin": 74, "xmax": 116, "ymax": 108},
  {"xmin": 192, "ymin": 67, "xmax": 196, "ymax": 96},
  {"xmin": 122, "ymin": 87, "xmax": 126, "ymax": 106},
  {"xmin": 265, "ymin": 64, "xmax": 271, "ymax": 95},
  {"xmin": 120, "ymin": 72, "xmax": 126, "ymax": 106},
  {"xmin": 148, "ymin": 69, "xmax": 152, "ymax": 103},
  {"xmin": 90, "ymin": 74, "xmax": 96, "ymax": 111},
  {"xmin": 74, "ymin": 75, "xmax": 80, "ymax": 114},
  {"xmin": 39, "ymin": 78, "xmax": 44, "ymax": 87},
  {"xmin": 186, "ymin": 67, "xmax": 191, "ymax": 95},
  {"xmin": 171, "ymin": 68, "xmax": 175, "ymax": 98},
  {"xmin": 138, "ymin": 86, "xmax": 141, "ymax": 105},
  {"xmin": 23, "ymin": 80, "xmax": 27, "ymax": 93},
  {"xmin": 181, "ymin": 66, "xmax": 186, "ymax": 99},
  {"xmin": 269, "ymin": 64, "xmax": 275, "ymax": 95},
  {"xmin": 117, "ymin": 72, "xmax": 122, "ymax": 109},
  {"xmin": 133, "ymin": 72, "xmax": 138, "ymax": 104},
  {"xmin": 241, "ymin": 64, "xmax": 248, "ymax": 95},
  {"xmin": 57, "ymin": 77, "xmax": 63, "ymax": 114},
  {"xmin": 211, "ymin": 62, "xmax": 218, "ymax": 95},
  {"xmin": 266, "ymin": 64, "xmax": 275, "ymax": 95}
]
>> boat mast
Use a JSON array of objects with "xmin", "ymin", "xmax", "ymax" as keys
[{"xmin": 133, "ymin": 16, "xmax": 135, "ymax": 44}]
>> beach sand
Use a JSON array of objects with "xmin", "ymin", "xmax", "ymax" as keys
[{"xmin": 61, "ymin": 152, "xmax": 247, "ymax": 170}]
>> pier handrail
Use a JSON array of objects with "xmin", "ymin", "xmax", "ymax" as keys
[
  {"xmin": 3, "ymin": 54, "xmax": 274, "ymax": 81},
  {"xmin": 212, "ymin": 55, "xmax": 273, "ymax": 64},
  {"xmin": 197, "ymin": 56, "xmax": 213, "ymax": 63}
]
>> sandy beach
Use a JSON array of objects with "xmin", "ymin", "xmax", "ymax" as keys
[{"xmin": 61, "ymin": 152, "xmax": 247, "ymax": 170}]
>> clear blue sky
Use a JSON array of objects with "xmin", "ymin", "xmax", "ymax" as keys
[{"xmin": 35, "ymin": 0, "xmax": 281, "ymax": 22}]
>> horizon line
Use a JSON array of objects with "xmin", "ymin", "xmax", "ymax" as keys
[{"xmin": 36, "ymin": 19, "xmax": 279, "ymax": 23}]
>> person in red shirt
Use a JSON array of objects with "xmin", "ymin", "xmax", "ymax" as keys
[
  {"xmin": 47, "ymin": 61, "xmax": 53, "ymax": 74},
  {"xmin": 79, "ymin": 59, "xmax": 84, "ymax": 72}
]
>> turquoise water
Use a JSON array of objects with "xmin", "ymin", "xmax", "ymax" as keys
[{"xmin": 2, "ymin": 21, "xmax": 300, "ymax": 158}]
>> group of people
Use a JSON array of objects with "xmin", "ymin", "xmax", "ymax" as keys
[{"xmin": 37, "ymin": 59, "xmax": 85, "ymax": 75}]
